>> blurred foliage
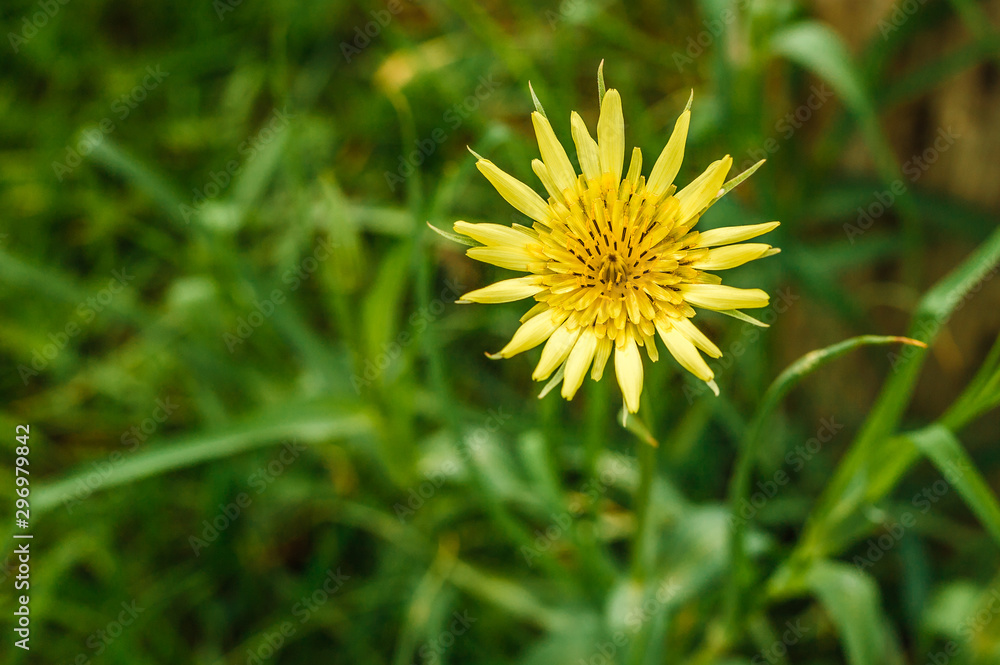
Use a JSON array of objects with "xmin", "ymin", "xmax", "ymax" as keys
[{"xmin": 2, "ymin": 0, "xmax": 1000, "ymax": 663}]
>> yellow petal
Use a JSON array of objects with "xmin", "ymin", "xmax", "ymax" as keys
[
  {"xmin": 476, "ymin": 159, "xmax": 551, "ymax": 224},
  {"xmin": 497, "ymin": 308, "xmax": 564, "ymax": 358},
  {"xmin": 533, "ymin": 324, "xmax": 582, "ymax": 380},
  {"xmin": 695, "ymin": 222, "xmax": 781, "ymax": 248},
  {"xmin": 531, "ymin": 159, "xmax": 561, "ymax": 202},
  {"xmin": 570, "ymin": 111, "xmax": 601, "ymax": 181},
  {"xmin": 675, "ymin": 156, "xmax": 732, "ymax": 223},
  {"xmin": 597, "ymin": 89, "xmax": 624, "ymax": 182},
  {"xmin": 562, "ymin": 327, "xmax": 598, "ymax": 399},
  {"xmin": 657, "ymin": 325, "xmax": 714, "ymax": 382},
  {"xmin": 454, "ymin": 220, "xmax": 535, "ymax": 246},
  {"xmin": 678, "ymin": 284, "xmax": 770, "ymax": 310},
  {"xmin": 646, "ymin": 109, "xmax": 690, "ymax": 198},
  {"xmin": 691, "ymin": 243, "xmax": 773, "ymax": 271},
  {"xmin": 458, "ymin": 277, "xmax": 545, "ymax": 304},
  {"xmin": 591, "ymin": 336, "xmax": 612, "ymax": 381},
  {"xmin": 520, "ymin": 301, "xmax": 548, "ymax": 323},
  {"xmin": 466, "ymin": 246, "xmax": 537, "ymax": 271},
  {"xmin": 531, "ymin": 112, "xmax": 578, "ymax": 194},
  {"xmin": 624, "ymin": 147, "xmax": 642, "ymax": 188},
  {"xmin": 614, "ymin": 336, "xmax": 643, "ymax": 413},
  {"xmin": 669, "ymin": 316, "xmax": 722, "ymax": 358}
]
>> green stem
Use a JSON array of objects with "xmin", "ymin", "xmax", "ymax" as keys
[{"xmin": 630, "ymin": 438, "xmax": 656, "ymax": 581}]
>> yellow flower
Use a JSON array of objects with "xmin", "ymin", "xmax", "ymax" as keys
[{"xmin": 453, "ymin": 72, "xmax": 779, "ymax": 413}]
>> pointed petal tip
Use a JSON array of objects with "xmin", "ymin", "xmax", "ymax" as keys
[{"xmin": 707, "ymin": 379, "xmax": 720, "ymax": 397}]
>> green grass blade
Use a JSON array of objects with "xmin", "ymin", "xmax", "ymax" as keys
[
  {"xmin": 907, "ymin": 424, "xmax": 1000, "ymax": 549},
  {"xmin": 33, "ymin": 402, "xmax": 374, "ymax": 516},
  {"xmin": 727, "ymin": 335, "xmax": 924, "ymax": 631},
  {"xmin": 805, "ymin": 561, "xmax": 904, "ymax": 665},
  {"xmin": 797, "ymin": 223, "xmax": 1000, "ymax": 559},
  {"xmin": 85, "ymin": 136, "xmax": 190, "ymax": 228}
]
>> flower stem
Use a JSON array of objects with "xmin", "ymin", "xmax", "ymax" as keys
[{"xmin": 630, "ymin": 437, "xmax": 656, "ymax": 581}]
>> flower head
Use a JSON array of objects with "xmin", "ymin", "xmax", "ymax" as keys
[{"xmin": 452, "ymin": 69, "xmax": 779, "ymax": 413}]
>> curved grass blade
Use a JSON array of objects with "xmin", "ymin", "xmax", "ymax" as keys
[
  {"xmin": 727, "ymin": 335, "xmax": 926, "ymax": 631},
  {"xmin": 797, "ymin": 223, "xmax": 1000, "ymax": 560}
]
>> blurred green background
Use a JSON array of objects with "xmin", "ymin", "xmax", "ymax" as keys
[{"xmin": 3, "ymin": 0, "xmax": 1000, "ymax": 663}]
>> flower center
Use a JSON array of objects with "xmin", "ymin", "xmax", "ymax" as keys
[{"xmin": 595, "ymin": 252, "xmax": 631, "ymax": 287}]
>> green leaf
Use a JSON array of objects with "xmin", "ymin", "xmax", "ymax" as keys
[
  {"xmin": 528, "ymin": 81, "xmax": 547, "ymax": 119},
  {"xmin": 907, "ymin": 425, "xmax": 1000, "ymax": 549},
  {"xmin": 362, "ymin": 242, "xmax": 413, "ymax": 366},
  {"xmin": 770, "ymin": 21, "xmax": 873, "ymax": 117},
  {"xmin": 597, "ymin": 59, "xmax": 606, "ymax": 104},
  {"xmin": 797, "ymin": 223, "xmax": 1000, "ymax": 560},
  {"xmin": 230, "ymin": 112, "xmax": 291, "ymax": 222},
  {"xmin": 84, "ymin": 137, "xmax": 190, "ymax": 229},
  {"xmin": 33, "ymin": 402, "xmax": 374, "ymax": 516},
  {"xmin": 717, "ymin": 159, "xmax": 765, "ymax": 200},
  {"xmin": 537, "ymin": 363, "xmax": 565, "ymax": 399},
  {"xmin": 729, "ymin": 336, "xmax": 925, "ymax": 624},
  {"xmin": 714, "ymin": 309, "xmax": 770, "ymax": 328},
  {"xmin": 426, "ymin": 221, "xmax": 483, "ymax": 247},
  {"xmin": 619, "ymin": 409, "xmax": 659, "ymax": 447},
  {"xmin": 805, "ymin": 562, "xmax": 904, "ymax": 665}
]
